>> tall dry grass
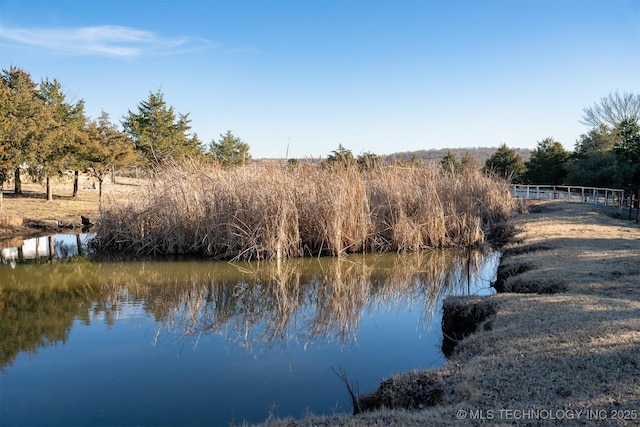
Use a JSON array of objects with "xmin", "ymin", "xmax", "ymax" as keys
[{"xmin": 95, "ymin": 161, "xmax": 514, "ymax": 260}]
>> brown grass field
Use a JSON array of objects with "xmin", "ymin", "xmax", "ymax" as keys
[
  {"xmin": 253, "ymin": 200, "xmax": 640, "ymax": 426},
  {"xmin": 0, "ymin": 173, "xmax": 142, "ymax": 241}
]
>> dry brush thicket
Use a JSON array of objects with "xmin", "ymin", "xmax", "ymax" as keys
[{"xmin": 95, "ymin": 162, "xmax": 514, "ymax": 260}]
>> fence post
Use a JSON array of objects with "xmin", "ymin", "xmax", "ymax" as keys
[{"xmin": 619, "ymin": 191, "xmax": 624, "ymax": 210}]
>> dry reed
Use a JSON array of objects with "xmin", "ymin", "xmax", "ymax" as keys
[{"xmin": 95, "ymin": 161, "xmax": 514, "ymax": 260}]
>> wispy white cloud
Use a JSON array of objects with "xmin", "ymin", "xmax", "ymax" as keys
[{"xmin": 0, "ymin": 25, "xmax": 212, "ymax": 57}]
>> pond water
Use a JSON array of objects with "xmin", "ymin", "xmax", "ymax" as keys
[
  {"xmin": 0, "ymin": 233, "xmax": 92, "ymax": 263},
  {"xmin": 0, "ymin": 235, "xmax": 497, "ymax": 426}
]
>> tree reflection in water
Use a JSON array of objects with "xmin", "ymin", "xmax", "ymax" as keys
[{"xmin": 0, "ymin": 249, "xmax": 497, "ymax": 370}]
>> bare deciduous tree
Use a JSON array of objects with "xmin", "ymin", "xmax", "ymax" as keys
[{"xmin": 581, "ymin": 90, "xmax": 640, "ymax": 129}]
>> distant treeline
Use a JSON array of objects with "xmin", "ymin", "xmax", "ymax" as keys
[{"xmin": 385, "ymin": 147, "xmax": 532, "ymax": 165}]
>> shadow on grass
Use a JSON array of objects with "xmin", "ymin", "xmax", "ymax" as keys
[
  {"xmin": 449, "ymin": 293, "xmax": 640, "ymax": 411},
  {"xmin": 2, "ymin": 190, "xmax": 79, "ymax": 201}
]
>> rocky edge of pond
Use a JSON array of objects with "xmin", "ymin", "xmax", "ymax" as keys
[{"xmin": 257, "ymin": 201, "xmax": 640, "ymax": 427}]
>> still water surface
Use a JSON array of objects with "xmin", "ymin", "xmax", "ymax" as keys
[{"xmin": 0, "ymin": 236, "xmax": 497, "ymax": 426}]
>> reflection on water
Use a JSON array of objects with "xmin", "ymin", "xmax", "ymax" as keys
[
  {"xmin": 0, "ymin": 233, "xmax": 93, "ymax": 263},
  {"xmin": 0, "ymin": 249, "xmax": 498, "ymax": 426}
]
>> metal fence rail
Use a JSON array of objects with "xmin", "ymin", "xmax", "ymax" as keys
[{"xmin": 510, "ymin": 185, "xmax": 626, "ymax": 210}]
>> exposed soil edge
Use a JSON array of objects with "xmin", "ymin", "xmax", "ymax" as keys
[
  {"xmin": 358, "ymin": 370, "xmax": 445, "ymax": 412},
  {"xmin": 490, "ymin": 204, "xmax": 569, "ymax": 295},
  {"xmin": 440, "ymin": 296, "xmax": 497, "ymax": 357},
  {"xmin": 0, "ymin": 214, "xmax": 95, "ymax": 245},
  {"xmin": 356, "ymin": 296, "xmax": 497, "ymax": 413}
]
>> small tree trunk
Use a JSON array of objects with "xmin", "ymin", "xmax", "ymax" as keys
[
  {"xmin": 98, "ymin": 178, "xmax": 104, "ymax": 208},
  {"xmin": 111, "ymin": 165, "xmax": 117, "ymax": 185},
  {"xmin": 14, "ymin": 167, "xmax": 22, "ymax": 195},
  {"xmin": 0, "ymin": 176, "xmax": 4, "ymax": 211},
  {"xmin": 46, "ymin": 176, "xmax": 53, "ymax": 201},
  {"xmin": 636, "ymin": 190, "xmax": 640, "ymax": 225},
  {"xmin": 72, "ymin": 170, "xmax": 79, "ymax": 198}
]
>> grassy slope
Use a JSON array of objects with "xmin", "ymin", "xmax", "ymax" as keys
[{"xmin": 256, "ymin": 201, "xmax": 640, "ymax": 426}]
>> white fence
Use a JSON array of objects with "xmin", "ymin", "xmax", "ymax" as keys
[{"xmin": 510, "ymin": 185, "xmax": 625, "ymax": 210}]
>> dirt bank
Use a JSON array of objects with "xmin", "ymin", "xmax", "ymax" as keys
[
  {"xmin": 0, "ymin": 214, "xmax": 93, "ymax": 244},
  {"xmin": 257, "ymin": 201, "xmax": 640, "ymax": 426}
]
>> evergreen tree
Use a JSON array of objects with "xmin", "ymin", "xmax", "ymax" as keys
[
  {"xmin": 573, "ymin": 125, "xmax": 616, "ymax": 158},
  {"xmin": 209, "ymin": 130, "xmax": 251, "ymax": 167},
  {"xmin": 326, "ymin": 144, "xmax": 356, "ymax": 167},
  {"xmin": 566, "ymin": 118, "xmax": 640, "ymax": 193},
  {"xmin": 484, "ymin": 144, "xmax": 526, "ymax": 183},
  {"xmin": 122, "ymin": 90, "xmax": 203, "ymax": 165},
  {"xmin": 0, "ymin": 67, "xmax": 48, "ymax": 195},
  {"xmin": 84, "ymin": 112, "xmax": 137, "ymax": 204},
  {"xmin": 356, "ymin": 151, "xmax": 380, "ymax": 171},
  {"xmin": 524, "ymin": 138, "xmax": 570, "ymax": 185},
  {"xmin": 33, "ymin": 78, "xmax": 86, "ymax": 201},
  {"xmin": 440, "ymin": 150, "xmax": 459, "ymax": 172},
  {"xmin": 614, "ymin": 118, "xmax": 640, "ymax": 193},
  {"xmin": 566, "ymin": 150, "xmax": 626, "ymax": 189},
  {"xmin": 614, "ymin": 118, "xmax": 640, "ymax": 164},
  {"xmin": 565, "ymin": 127, "xmax": 622, "ymax": 188}
]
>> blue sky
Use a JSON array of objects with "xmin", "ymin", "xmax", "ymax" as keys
[{"xmin": 1, "ymin": 0, "xmax": 639, "ymax": 159}]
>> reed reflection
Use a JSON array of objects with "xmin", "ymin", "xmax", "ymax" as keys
[
  {"xmin": 106, "ymin": 249, "xmax": 494, "ymax": 353},
  {"xmin": 0, "ymin": 249, "xmax": 496, "ymax": 369}
]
